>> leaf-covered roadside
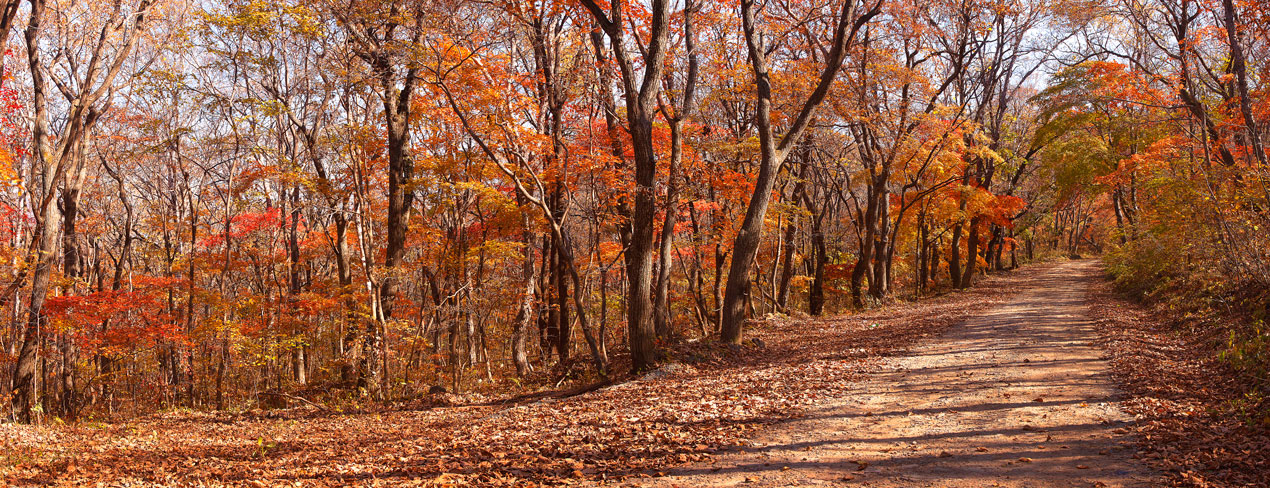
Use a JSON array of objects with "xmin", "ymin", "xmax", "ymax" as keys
[
  {"xmin": 1089, "ymin": 279, "xmax": 1270, "ymax": 487},
  {"xmin": 0, "ymin": 268, "xmax": 1036, "ymax": 487}
]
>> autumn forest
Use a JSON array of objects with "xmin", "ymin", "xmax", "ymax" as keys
[{"xmin": 0, "ymin": 0, "xmax": 1267, "ymax": 485}]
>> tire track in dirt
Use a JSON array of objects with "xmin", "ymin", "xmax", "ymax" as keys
[{"xmin": 642, "ymin": 260, "xmax": 1156, "ymax": 487}]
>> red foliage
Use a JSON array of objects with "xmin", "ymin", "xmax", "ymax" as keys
[{"xmin": 43, "ymin": 276, "xmax": 185, "ymax": 353}]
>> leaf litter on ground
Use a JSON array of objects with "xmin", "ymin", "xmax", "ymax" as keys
[{"xmin": 2, "ymin": 268, "xmax": 1037, "ymax": 487}]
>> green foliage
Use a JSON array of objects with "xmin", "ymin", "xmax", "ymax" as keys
[
  {"xmin": 1220, "ymin": 324, "xmax": 1269, "ymax": 376},
  {"xmin": 255, "ymin": 436, "xmax": 278, "ymax": 458},
  {"xmin": 1103, "ymin": 237, "xmax": 1178, "ymax": 299},
  {"xmin": 1108, "ymin": 242, "xmax": 1270, "ymax": 420},
  {"xmin": 1220, "ymin": 324, "xmax": 1270, "ymax": 425}
]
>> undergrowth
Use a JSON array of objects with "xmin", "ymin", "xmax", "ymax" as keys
[{"xmin": 1104, "ymin": 241, "xmax": 1270, "ymax": 420}]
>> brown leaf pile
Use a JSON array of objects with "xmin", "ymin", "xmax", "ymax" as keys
[
  {"xmin": 1089, "ymin": 279, "xmax": 1270, "ymax": 487},
  {"xmin": 0, "ymin": 269, "xmax": 1032, "ymax": 487}
]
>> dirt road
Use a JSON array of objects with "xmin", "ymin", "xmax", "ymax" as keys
[{"xmin": 643, "ymin": 260, "xmax": 1155, "ymax": 487}]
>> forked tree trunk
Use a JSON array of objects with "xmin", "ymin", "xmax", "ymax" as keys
[{"xmin": 722, "ymin": 0, "xmax": 880, "ymax": 342}]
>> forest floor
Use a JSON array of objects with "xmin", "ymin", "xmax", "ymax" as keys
[
  {"xmin": 3, "ymin": 259, "xmax": 1264, "ymax": 487},
  {"xmin": 642, "ymin": 259, "xmax": 1155, "ymax": 487}
]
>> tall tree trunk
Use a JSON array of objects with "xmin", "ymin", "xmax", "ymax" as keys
[
  {"xmin": 58, "ymin": 145, "xmax": 92, "ymax": 418},
  {"xmin": 960, "ymin": 216, "xmax": 982, "ymax": 288},
  {"xmin": 949, "ymin": 217, "xmax": 963, "ymax": 288},
  {"xmin": 653, "ymin": 122, "xmax": 683, "ymax": 341},
  {"xmin": 776, "ymin": 222, "xmax": 797, "ymax": 313},
  {"xmin": 722, "ymin": 0, "xmax": 878, "ymax": 342},
  {"xmin": 578, "ymin": 0, "xmax": 671, "ymax": 372},
  {"xmin": 339, "ymin": 6, "xmax": 427, "ymax": 396},
  {"xmin": 540, "ymin": 232, "xmax": 557, "ymax": 362},
  {"xmin": 375, "ymin": 104, "xmax": 413, "ymax": 395},
  {"xmin": 553, "ymin": 226, "xmax": 570, "ymax": 362},
  {"xmin": 653, "ymin": 0, "xmax": 700, "ymax": 340},
  {"xmin": 286, "ymin": 187, "xmax": 306, "ymax": 386},
  {"xmin": 929, "ymin": 235, "xmax": 942, "ymax": 289},
  {"xmin": 623, "ymin": 127, "xmax": 659, "ymax": 369},
  {"xmin": 12, "ymin": 1, "xmax": 66, "ymax": 420},
  {"xmin": 850, "ymin": 184, "xmax": 879, "ymax": 307},
  {"xmin": 1221, "ymin": 0, "xmax": 1267, "ymax": 168},
  {"xmin": 511, "ymin": 197, "xmax": 535, "ymax": 376},
  {"xmin": 808, "ymin": 229, "xmax": 827, "ymax": 315},
  {"xmin": 869, "ymin": 180, "xmax": 890, "ymax": 299},
  {"xmin": 917, "ymin": 218, "xmax": 929, "ymax": 293}
]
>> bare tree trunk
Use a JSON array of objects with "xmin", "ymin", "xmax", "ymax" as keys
[
  {"xmin": 553, "ymin": 231, "xmax": 570, "ymax": 362},
  {"xmin": 578, "ymin": 0, "xmax": 673, "ymax": 371},
  {"xmin": 511, "ymin": 197, "xmax": 535, "ymax": 376},
  {"xmin": 917, "ymin": 217, "xmax": 929, "ymax": 293},
  {"xmin": 337, "ymin": 5, "xmax": 427, "ymax": 397},
  {"xmin": 722, "ymin": 0, "xmax": 879, "ymax": 343},
  {"xmin": 58, "ymin": 142, "xmax": 93, "ymax": 418},
  {"xmin": 1221, "ymin": 0, "xmax": 1267, "ymax": 168},
  {"xmin": 850, "ymin": 187, "xmax": 878, "ymax": 307},
  {"xmin": 776, "ymin": 221, "xmax": 797, "ymax": 313},
  {"xmin": 653, "ymin": 1, "xmax": 700, "ymax": 340},
  {"xmin": 949, "ymin": 215, "xmax": 964, "ymax": 288},
  {"xmin": 99, "ymin": 161, "xmax": 133, "ymax": 410},
  {"xmin": 869, "ymin": 181, "xmax": 890, "ymax": 299},
  {"xmin": 960, "ymin": 216, "xmax": 981, "ymax": 288},
  {"xmin": 809, "ymin": 229, "xmax": 827, "ymax": 315},
  {"xmin": 653, "ymin": 123, "xmax": 683, "ymax": 341}
]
